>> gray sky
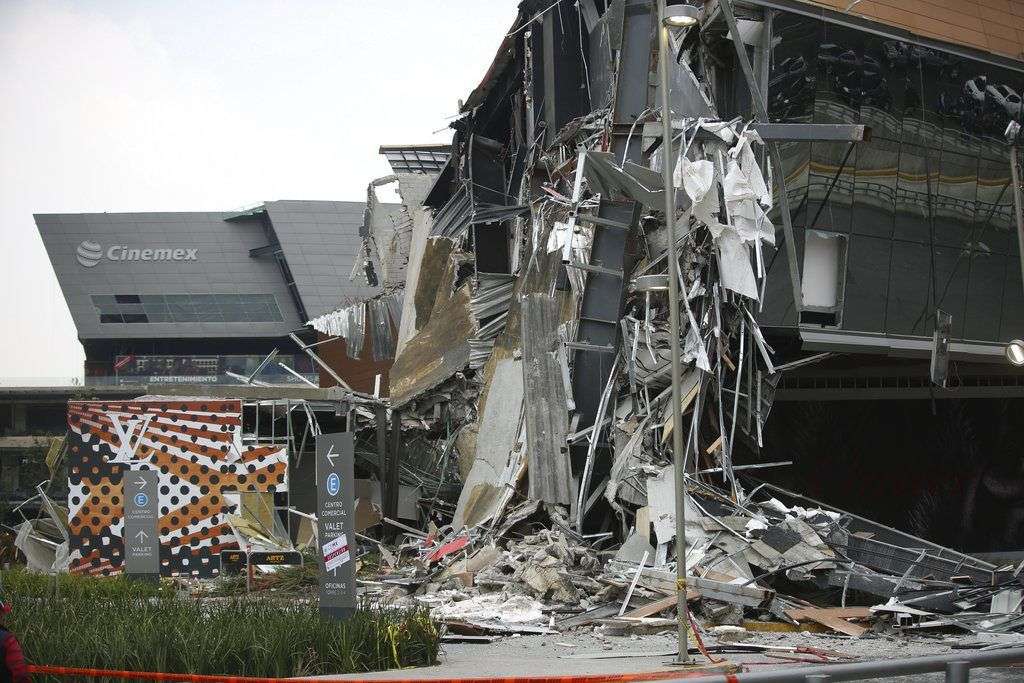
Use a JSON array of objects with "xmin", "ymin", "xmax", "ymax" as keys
[{"xmin": 0, "ymin": 0, "xmax": 514, "ymax": 382}]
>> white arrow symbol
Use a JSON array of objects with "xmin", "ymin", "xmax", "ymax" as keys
[
  {"xmin": 325, "ymin": 444, "xmax": 339, "ymax": 467},
  {"xmin": 135, "ymin": 476, "xmax": 148, "ymax": 490},
  {"xmin": 134, "ymin": 530, "xmax": 148, "ymax": 543}
]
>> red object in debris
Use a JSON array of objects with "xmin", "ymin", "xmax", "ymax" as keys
[{"xmin": 425, "ymin": 535, "xmax": 469, "ymax": 563}]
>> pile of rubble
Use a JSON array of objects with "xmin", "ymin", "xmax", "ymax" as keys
[{"xmin": 358, "ymin": 480, "xmax": 1024, "ymax": 650}]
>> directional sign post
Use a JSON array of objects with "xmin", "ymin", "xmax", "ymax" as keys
[
  {"xmin": 316, "ymin": 433, "xmax": 356, "ymax": 620},
  {"xmin": 124, "ymin": 469, "xmax": 159, "ymax": 580}
]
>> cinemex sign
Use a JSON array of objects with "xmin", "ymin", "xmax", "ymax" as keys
[{"xmin": 76, "ymin": 241, "xmax": 198, "ymax": 268}]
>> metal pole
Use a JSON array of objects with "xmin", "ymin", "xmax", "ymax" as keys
[
  {"xmin": 386, "ymin": 408, "xmax": 402, "ymax": 539},
  {"xmin": 945, "ymin": 661, "xmax": 969, "ymax": 683},
  {"xmin": 1009, "ymin": 145, "xmax": 1024, "ymax": 296},
  {"xmin": 657, "ymin": 0, "xmax": 692, "ymax": 665}
]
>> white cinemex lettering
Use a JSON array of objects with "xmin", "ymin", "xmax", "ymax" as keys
[{"xmin": 76, "ymin": 241, "xmax": 199, "ymax": 266}]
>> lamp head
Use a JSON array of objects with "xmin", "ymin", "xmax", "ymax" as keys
[
  {"xmin": 662, "ymin": 2, "xmax": 700, "ymax": 28},
  {"xmin": 1007, "ymin": 339, "xmax": 1024, "ymax": 366}
]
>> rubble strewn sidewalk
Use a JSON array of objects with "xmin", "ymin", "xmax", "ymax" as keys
[{"xmin": 350, "ymin": 478, "xmax": 1024, "ymax": 658}]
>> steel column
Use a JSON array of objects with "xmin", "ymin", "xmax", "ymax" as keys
[
  {"xmin": 718, "ymin": 0, "xmax": 804, "ymax": 313},
  {"xmin": 1010, "ymin": 145, "xmax": 1024, "ymax": 297}
]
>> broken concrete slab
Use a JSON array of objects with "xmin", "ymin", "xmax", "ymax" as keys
[{"xmin": 452, "ymin": 358, "xmax": 524, "ymax": 530}]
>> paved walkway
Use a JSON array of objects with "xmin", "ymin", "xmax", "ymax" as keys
[{"xmin": 314, "ymin": 631, "xmax": 1022, "ymax": 680}]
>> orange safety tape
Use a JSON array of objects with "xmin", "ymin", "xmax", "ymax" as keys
[{"xmin": 28, "ymin": 664, "xmax": 716, "ymax": 683}]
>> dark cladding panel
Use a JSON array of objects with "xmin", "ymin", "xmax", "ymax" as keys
[
  {"xmin": 860, "ymin": 34, "xmax": 903, "ymax": 141},
  {"xmin": 934, "ymin": 149, "xmax": 979, "ymax": 249},
  {"xmin": 770, "ymin": 141, "xmax": 810, "ymax": 230},
  {"xmin": 806, "ymin": 141, "xmax": 855, "ymax": 235},
  {"xmin": 850, "ymin": 137, "xmax": 898, "ymax": 239},
  {"xmin": 885, "ymin": 240, "xmax": 932, "ymax": 335},
  {"xmin": 1000, "ymin": 261, "xmax": 1024, "ymax": 342},
  {"xmin": 976, "ymin": 157, "xmax": 1015, "ymax": 256},
  {"xmin": 759, "ymin": 229, "xmax": 805, "ymax": 328},
  {"xmin": 964, "ymin": 251, "xmax": 1005, "ymax": 342},
  {"xmin": 841, "ymin": 234, "xmax": 890, "ymax": 333},
  {"xmin": 814, "ymin": 24, "xmax": 865, "ymax": 127},
  {"xmin": 932, "ymin": 245, "xmax": 969, "ymax": 340},
  {"xmin": 893, "ymin": 143, "xmax": 940, "ymax": 244},
  {"xmin": 541, "ymin": 3, "xmax": 591, "ymax": 133},
  {"xmin": 768, "ymin": 11, "xmax": 820, "ymax": 123},
  {"xmin": 468, "ymin": 136, "xmax": 509, "ymax": 207}
]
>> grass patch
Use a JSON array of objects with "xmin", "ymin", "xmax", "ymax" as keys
[{"xmin": 4, "ymin": 573, "xmax": 439, "ymax": 677}]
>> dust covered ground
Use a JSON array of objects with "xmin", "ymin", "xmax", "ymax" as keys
[{"xmin": 319, "ymin": 629, "xmax": 1024, "ymax": 680}]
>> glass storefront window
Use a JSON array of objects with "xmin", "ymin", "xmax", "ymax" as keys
[{"xmin": 765, "ymin": 13, "xmax": 1024, "ymax": 343}]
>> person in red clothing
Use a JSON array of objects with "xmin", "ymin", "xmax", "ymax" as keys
[{"xmin": 0, "ymin": 599, "xmax": 29, "ymax": 683}]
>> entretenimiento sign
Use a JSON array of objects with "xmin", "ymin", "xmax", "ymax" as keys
[{"xmin": 76, "ymin": 240, "xmax": 199, "ymax": 268}]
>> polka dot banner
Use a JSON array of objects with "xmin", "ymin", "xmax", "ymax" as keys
[{"xmin": 67, "ymin": 399, "xmax": 288, "ymax": 578}]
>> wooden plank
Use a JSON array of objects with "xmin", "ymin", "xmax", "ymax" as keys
[
  {"xmin": 622, "ymin": 594, "xmax": 676, "ymax": 618},
  {"xmin": 620, "ymin": 591, "xmax": 701, "ymax": 619},
  {"xmin": 689, "ymin": 575, "xmax": 775, "ymax": 608},
  {"xmin": 785, "ymin": 607, "xmax": 868, "ymax": 637},
  {"xmin": 786, "ymin": 607, "xmax": 873, "ymax": 620},
  {"xmin": 742, "ymin": 619, "xmax": 830, "ymax": 634},
  {"xmin": 705, "ymin": 435, "xmax": 723, "ymax": 455}
]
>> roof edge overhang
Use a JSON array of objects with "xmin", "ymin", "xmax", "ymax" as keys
[{"xmin": 737, "ymin": 0, "xmax": 1024, "ymax": 73}]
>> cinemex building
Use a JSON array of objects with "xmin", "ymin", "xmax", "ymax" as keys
[{"xmin": 35, "ymin": 200, "xmax": 379, "ymax": 385}]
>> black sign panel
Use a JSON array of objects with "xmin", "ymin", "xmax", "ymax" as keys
[
  {"xmin": 219, "ymin": 550, "xmax": 303, "ymax": 575},
  {"xmin": 316, "ymin": 432, "xmax": 357, "ymax": 620},
  {"xmin": 124, "ymin": 470, "xmax": 160, "ymax": 578},
  {"xmin": 220, "ymin": 550, "xmax": 247, "ymax": 575}
]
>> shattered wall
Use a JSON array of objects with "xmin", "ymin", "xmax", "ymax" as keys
[
  {"xmin": 314, "ymin": 331, "xmax": 395, "ymax": 394},
  {"xmin": 66, "ymin": 399, "xmax": 287, "ymax": 577}
]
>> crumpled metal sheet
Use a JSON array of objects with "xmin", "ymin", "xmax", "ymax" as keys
[
  {"xmin": 521, "ymin": 294, "xmax": 573, "ymax": 506},
  {"xmin": 582, "ymin": 151, "xmax": 665, "ymax": 208},
  {"xmin": 389, "ymin": 283, "xmax": 477, "ymax": 407}
]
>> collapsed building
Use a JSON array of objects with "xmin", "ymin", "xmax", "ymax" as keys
[
  {"xmin": 305, "ymin": 0, "xmax": 1024, "ymax": 640},
  {"xmin": 322, "ymin": 0, "xmax": 1024, "ymax": 548},
  {"xmin": 18, "ymin": 0, "xmax": 1024, "ymax": 646}
]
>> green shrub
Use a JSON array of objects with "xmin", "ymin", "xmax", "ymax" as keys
[
  {"xmin": 1, "ymin": 567, "xmax": 169, "ymax": 601},
  {"xmin": 3, "ymin": 576, "xmax": 439, "ymax": 678}
]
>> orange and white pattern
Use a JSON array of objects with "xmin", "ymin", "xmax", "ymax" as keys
[{"xmin": 66, "ymin": 399, "xmax": 287, "ymax": 577}]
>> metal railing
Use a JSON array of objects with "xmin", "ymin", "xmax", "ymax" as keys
[{"xmin": 689, "ymin": 646, "xmax": 1024, "ymax": 682}]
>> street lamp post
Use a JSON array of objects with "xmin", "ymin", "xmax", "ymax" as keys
[{"xmin": 657, "ymin": 0, "xmax": 698, "ymax": 666}]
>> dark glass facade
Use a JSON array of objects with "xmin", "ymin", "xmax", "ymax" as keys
[
  {"xmin": 91, "ymin": 293, "xmax": 284, "ymax": 324},
  {"xmin": 760, "ymin": 12, "xmax": 1024, "ymax": 344}
]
